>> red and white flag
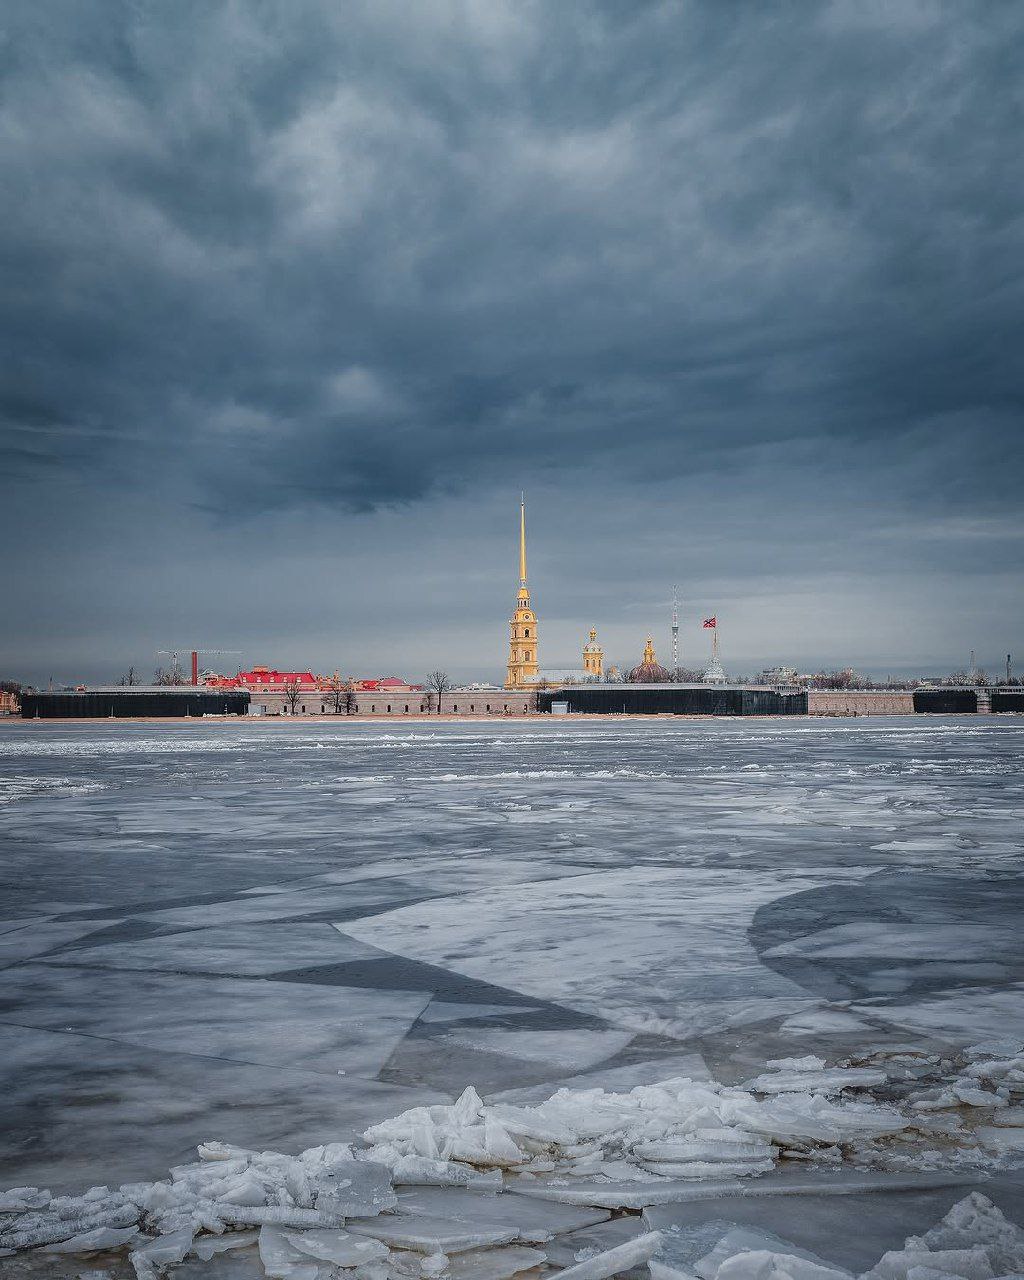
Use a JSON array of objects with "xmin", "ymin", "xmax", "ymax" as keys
[{"xmin": 702, "ymin": 616, "xmax": 716, "ymax": 628}]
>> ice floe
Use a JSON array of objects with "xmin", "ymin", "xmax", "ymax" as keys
[
  {"xmin": 741, "ymin": 1058, "xmax": 888, "ymax": 1097},
  {"xmin": 1, "ymin": 1049, "xmax": 1023, "ymax": 1277}
]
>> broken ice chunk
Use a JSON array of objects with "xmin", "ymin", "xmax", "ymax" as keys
[
  {"xmin": 915, "ymin": 1192, "xmax": 1024, "ymax": 1274},
  {"xmin": 714, "ymin": 1253, "xmax": 852, "ymax": 1280},
  {"xmin": 395, "ymin": 1187, "xmax": 610, "ymax": 1243},
  {"xmin": 633, "ymin": 1138, "xmax": 775, "ymax": 1164},
  {"xmin": 650, "ymin": 1262, "xmax": 699, "ymax": 1280},
  {"xmin": 192, "ymin": 1229, "xmax": 259, "ymax": 1260},
  {"xmin": 387, "ymin": 1154, "xmax": 504, "ymax": 1189},
  {"xmin": 213, "ymin": 1204, "xmax": 343, "ymax": 1229},
  {"xmin": 692, "ymin": 1229, "xmax": 844, "ymax": 1280},
  {"xmin": 198, "ymin": 1141, "xmax": 254, "ymax": 1162},
  {"xmin": 636, "ymin": 1161, "xmax": 774, "ymax": 1180},
  {"xmin": 129, "ymin": 1227, "xmax": 195, "ymax": 1275},
  {"xmin": 282, "ymin": 1228, "xmax": 390, "ymax": 1267},
  {"xmin": 439, "ymin": 1120, "xmax": 526, "ymax": 1169},
  {"xmin": 764, "ymin": 1058, "xmax": 826, "ymax": 1072},
  {"xmin": 507, "ymin": 1179, "xmax": 745, "ymax": 1210},
  {"xmin": 2, "ymin": 1202, "xmax": 141, "ymax": 1252},
  {"xmin": 903, "ymin": 1270, "xmax": 977, "ymax": 1280},
  {"xmin": 258, "ymin": 1224, "xmax": 322, "ymax": 1279},
  {"xmin": 550, "ymin": 1230, "xmax": 663, "ymax": 1280},
  {"xmin": 863, "ymin": 1247, "xmax": 994, "ymax": 1280},
  {"xmin": 355, "ymin": 1262, "xmax": 391, "ymax": 1280},
  {"xmin": 990, "ymin": 1107, "xmax": 1024, "ymax": 1126},
  {"xmin": 975, "ymin": 1126, "xmax": 1024, "ymax": 1156},
  {"xmin": 444, "ymin": 1244, "xmax": 548, "ymax": 1280},
  {"xmin": 743, "ymin": 1066, "xmax": 887, "ymax": 1096},
  {"xmin": 171, "ymin": 1156, "xmax": 249, "ymax": 1183},
  {"xmin": 39, "ymin": 1225, "xmax": 140, "ymax": 1253},
  {"xmin": 300, "ymin": 1142, "xmax": 356, "ymax": 1167},
  {"xmin": 727, "ymin": 1093, "xmax": 908, "ymax": 1143},
  {"xmin": 542, "ymin": 1215, "xmax": 648, "ymax": 1270},
  {"xmin": 913, "ymin": 1084, "xmax": 1006, "ymax": 1113},
  {"xmin": 314, "ymin": 1159, "xmax": 397, "ymax": 1217},
  {"xmin": 647, "ymin": 1220, "xmax": 764, "ymax": 1277},
  {"xmin": 0, "ymin": 1186, "xmax": 50, "ymax": 1211},
  {"xmin": 216, "ymin": 1171, "xmax": 269, "ymax": 1206},
  {"xmin": 347, "ymin": 1213, "xmax": 518, "ymax": 1254}
]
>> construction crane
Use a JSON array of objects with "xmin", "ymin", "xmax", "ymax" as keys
[{"xmin": 156, "ymin": 649, "xmax": 242, "ymax": 685}]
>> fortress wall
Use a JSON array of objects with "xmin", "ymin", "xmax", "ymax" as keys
[
  {"xmin": 807, "ymin": 690, "xmax": 915, "ymax": 716},
  {"xmin": 240, "ymin": 690, "xmax": 536, "ymax": 715}
]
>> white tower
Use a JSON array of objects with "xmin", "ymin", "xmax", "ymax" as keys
[
  {"xmin": 703, "ymin": 618, "xmax": 726, "ymax": 684},
  {"xmin": 671, "ymin": 588, "xmax": 680, "ymax": 679}
]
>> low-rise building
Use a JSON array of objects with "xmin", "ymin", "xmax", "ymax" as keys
[
  {"xmin": 203, "ymin": 666, "xmax": 532, "ymax": 715},
  {"xmin": 759, "ymin": 666, "xmax": 799, "ymax": 685}
]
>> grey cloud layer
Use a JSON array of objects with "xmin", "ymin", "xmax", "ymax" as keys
[{"xmin": 2, "ymin": 1, "xmax": 1022, "ymax": 677}]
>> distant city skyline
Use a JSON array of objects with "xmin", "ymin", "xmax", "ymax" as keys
[
  {"xmin": 8, "ymin": 482, "xmax": 1014, "ymax": 692},
  {"xmin": 2, "ymin": 5, "xmax": 1021, "ymax": 685}
]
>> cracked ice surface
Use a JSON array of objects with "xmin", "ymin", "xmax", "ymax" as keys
[{"xmin": 1, "ymin": 716, "xmax": 1023, "ymax": 1275}]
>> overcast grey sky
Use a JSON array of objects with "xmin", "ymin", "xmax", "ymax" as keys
[{"xmin": 3, "ymin": 1, "xmax": 1022, "ymax": 685}]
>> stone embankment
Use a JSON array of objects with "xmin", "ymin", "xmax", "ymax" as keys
[{"xmin": 806, "ymin": 690, "xmax": 915, "ymax": 716}]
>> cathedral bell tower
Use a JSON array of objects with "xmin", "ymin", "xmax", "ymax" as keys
[
  {"xmin": 506, "ymin": 497, "xmax": 539, "ymax": 690},
  {"xmin": 582, "ymin": 628, "xmax": 604, "ymax": 679}
]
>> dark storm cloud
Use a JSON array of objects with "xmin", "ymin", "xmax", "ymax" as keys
[{"xmin": 2, "ymin": 1, "xmax": 1023, "ymax": 679}]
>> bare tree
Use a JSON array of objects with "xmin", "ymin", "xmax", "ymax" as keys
[
  {"xmin": 674, "ymin": 667, "xmax": 704, "ymax": 683},
  {"xmin": 327, "ymin": 672, "xmax": 345, "ymax": 714},
  {"xmin": 806, "ymin": 668, "xmax": 859, "ymax": 690},
  {"xmin": 426, "ymin": 671, "xmax": 451, "ymax": 714},
  {"xmin": 283, "ymin": 680, "xmax": 302, "ymax": 714},
  {"xmin": 328, "ymin": 674, "xmax": 358, "ymax": 715},
  {"xmin": 153, "ymin": 653, "xmax": 188, "ymax": 685},
  {"xmin": 118, "ymin": 666, "xmax": 139, "ymax": 687}
]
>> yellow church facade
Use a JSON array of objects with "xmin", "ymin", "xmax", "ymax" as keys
[{"xmin": 583, "ymin": 628, "xmax": 604, "ymax": 678}]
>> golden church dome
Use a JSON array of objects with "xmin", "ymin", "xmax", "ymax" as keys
[{"xmin": 628, "ymin": 637, "xmax": 671, "ymax": 683}]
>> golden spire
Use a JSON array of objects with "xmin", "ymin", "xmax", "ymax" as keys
[
  {"xmin": 506, "ymin": 494, "xmax": 539, "ymax": 690},
  {"xmin": 643, "ymin": 636, "xmax": 656, "ymax": 665},
  {"xmin": 519, "ymin": 493, "xmax": 527, "ymax": 587}
]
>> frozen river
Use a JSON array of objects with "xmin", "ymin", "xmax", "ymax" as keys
[{"xmin": 1, "ymin": 716, "xmax": 1023, "ymax": 1276}]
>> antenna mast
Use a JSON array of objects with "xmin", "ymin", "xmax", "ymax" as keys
[{"xmin": 671, "ymin": 587, "xmax": 679, "ymax": 678}]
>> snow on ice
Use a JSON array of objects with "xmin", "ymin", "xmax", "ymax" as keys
[
  {"xmin": 2, "ymin": 1044, "xmax": 1023, "ymax": 1277},
  {"xmin": 2, "ymin": 720, "xmax": 1024, "ymax": 1276}
]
